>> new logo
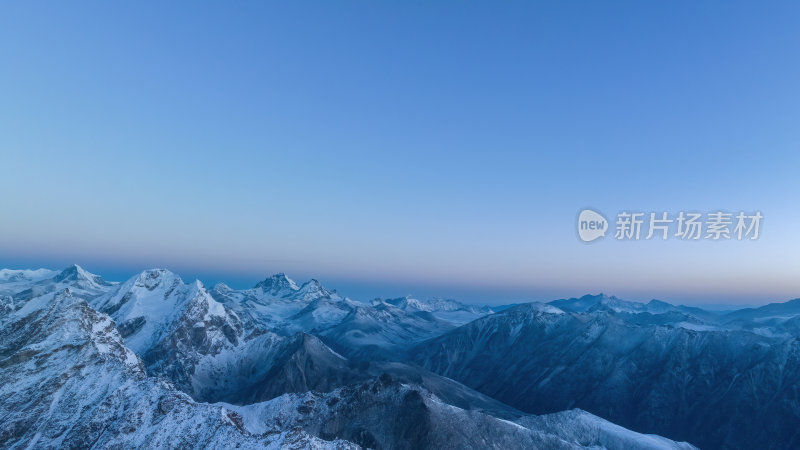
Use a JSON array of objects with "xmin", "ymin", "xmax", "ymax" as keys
[{"xmin": 578, "ymin": 209, "xmax": 608, "ymax": 242}]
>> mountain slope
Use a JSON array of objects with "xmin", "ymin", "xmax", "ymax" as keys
[
  {"xmin": 0, "ymin": 289, "xmax": 354, "ymax": 449},
  {"xmin": 380, "ymin": 295, "xmax": 493, "ymax": 325},
  {"xmin": 225, "ymin": 374, "xmax": 696, "ymax": 450},
  {"xmin": 411, "ymin": 301, "xmax": 800, "ymax": 449},
  {"xmin": 210, "ymin": 274, "xmax": 486, "ymax": 360},
  {"xmin": 84, "ymin": 270, "xmax": 493, "ymax": 409},
  {"xmin": 191, "ymin": 331, "xmax": 362, "ymax": 404},
  {"xmin": 89, "ymin": 269, "xmax": 244, "ymax": 395},
  {"xmin": 0, "ymin": 274, "xmax": 695, "ymax": 450},
  {"xmin": 2, "ymin": 264, "xmax": 116, "ymax": 302}
]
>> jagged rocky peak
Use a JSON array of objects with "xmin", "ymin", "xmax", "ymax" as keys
[
  {"xmin": 0, "ymin": 286, "xmax": 350, "ymax": 449},
  {"xmin": 296, "ymin": 278, "xmax": 336, "ymax": 301},
  {"xmin": 0, "ymin": 288, "xmax": 143, "ymax": 375},
  {"xmin": 53, "ymin": 264, "xmax": 112, "ymax": 286},
  {"xmin": 0, "ymin": 265, "xmax": 719, "ymax": 449},
  {"xmin": 89, "ymin": 268, "xmax": 232, "ymax": 357},
  {"xmin": 253, "ymin": 272, "xmax": 300, "ymax": 295},
  {"xmin": 252, "ymin": 273, "xmax": 336, "ymax": 302},
  {"xmin": 0, "ymin": 294, "xmax": 14, "ymax": 313},
  {"xmin": 131, "ymin": 268, "xmax": 183, "ymax": 291},
  {"xmin": 211, "ymin": 282, "xmax": 233, "ymax": 293}
]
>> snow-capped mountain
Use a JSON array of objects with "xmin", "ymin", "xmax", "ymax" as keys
[
  {"xmin": 550, "ymin": 293, "xmax": 725, "ymax": 324},
  {"xmin": 225, "ymin": 375, "xmax": 696, "ymax": 450},
  {"xmin": 552, "ymin": 293, "xmax": 800, "ymax": 339},
  {"xmin": 210, "ymin": 274, "xmax": 491, "ymax": 360},
  {"xmin": 253, "ymin": 272, "xmax": 302, "ymax": 296},
  {"xmin": 1, "ymin": 264, "xmax": 116, "ymax": 301},
  {"xmin": 89, "ymin": 269, "xmax": 243, "ymax": 396},
  {"xmin": 210, "ymin": 273, "xmax": 343, "ymax": 331},
  {"xmin": 309, "ymin": 300, "xmax": 457, "ymax": 360},
  {"xmin": 517, "ymin": 409, "xmax": 699, "ymax": 450},
  {"xmin": 378, "ymin": 295, "xmax": 493, "ymax": 326},
  {"xmin": 0, "ymin": 265, "xmax": 696, "ymax": 450},
  {"xmin": 718, "ymin": 298, "xmax": 800, "ymax": 337},
  {"xmin": 411, "ymin": 299, "xmax": 800, "ymax": 450},
  {"xmin": 0, "ymin": 288, "xmax": 353, "ymax": 449},
  {"xmin": 0, "ymin": 268, "xmax": 57, "ymax": 285},
  {"xmin": 77, "ymin": 270, "xmax": 472, "ymax": 403},
  {"xmin": 92, "ymin": 269, "xmax": 236, "ymax": 353},
  {"xmin": 551, "ymin": 293, "xmax": 682, "ymax": 315},
  {"xmin": 190, "ymin": 331, "xmax": 361, "ymax": 405}
]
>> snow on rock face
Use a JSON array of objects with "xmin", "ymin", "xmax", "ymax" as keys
[
  {"xmin": 0, "ymin": 284, "xmax": 693, "ymax": 450},
  {"xmin": 52, "ymin": 264, "xmax": 109, "ymax": 285},
  {"xmin": 0, "ymin": 265, "xmax": 116, "ymax": 301},
  {"xmin": 210, "ymin": 275, "xmax": 469, "ymax": 361},
  {"xmin": 209, "ymin": 274, "xmax": 343, "ymax": 334},
  {"xmin": 0, "ymin": 295, "xmax": 14, "ymax": 315},
  {"xmin": 191, "ymin": 331, "xmax": 362, "ymax": 405},
  {"xmin": 0, "ymin": 289, "xmax": 356, "ymax": 450},
  {"xmin": 311, "ymin": 301, "xmax": 461, "ymax": 361},
  {"xmin": 223, "ymin": 377, "xmax": 562, "ymax": 449},
  {"xmin": 0, "ymin": 265, "xmax": 710, "ymax": 450},
  {"xmin": 88, "ymin": 269, "xmax": 244, "ymax": 397},
  {"xmin": 205, "ymin": 274, "xmax": 495, "ymax": 361},
  {"xmin": 412, "ymin": 300, "xmax": 800, "ymax": 450},
  {"xmin": 384, "ymin": 295, "xmax": 492, "ymax": 314},
  {"xmin": 371, "ymin": 296, "xmax": 493, "ymax": 330},
  {"xmin": 288, "ymin": 296, "xmax": 355, "ymax": 332},
  {"xmin": 91, "ymin": 269, "xmax": 193, "ymax": 353},
  {"xmin": 253, "ymin": 272, "xmax": 301, "ymax": 296},
  {"xmin": 518, "ymin": 409, "xmax": 697, "ymax": 450},
  {"xmin": 225, "ymin": 375, "xmax": 696, "ymax": 450},
  {"xmin": 91, "ymin": 269, "xmax": 235, "ymax": 354},
  {"xmin": 0, "ymin": 268, "xmax": 57, "ymax": 283},
  {"xmin": 295, "ymin": 278, "xmax": 334, "ymax": 301},
  {"xmin": 207, "ymin": 280, "xmax": 491, "ymax": 361}
]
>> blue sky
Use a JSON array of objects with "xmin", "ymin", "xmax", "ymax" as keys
[{"xmin": 1, "ymin": 1, "xmax": 799, "ymax": 305}]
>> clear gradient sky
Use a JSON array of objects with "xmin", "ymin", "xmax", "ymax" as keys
[{"xmin": 1, "ymin": 1, "xmax": 799, "ymax": 305}]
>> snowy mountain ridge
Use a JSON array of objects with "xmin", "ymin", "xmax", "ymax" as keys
[
  {"xmin": 13, "ymin": 265, "xmax": 800, "ymax": 448},
  {"xmin": 0, "ymin": 264, "xmax": 698, "ymax": 449}
]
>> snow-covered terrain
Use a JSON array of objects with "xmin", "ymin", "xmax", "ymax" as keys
[
  {"xmin": 209, "ymin": 274, "xmax": 487, "ymax": 360},
  {"xmin": 11, "ymin": 265, "xmax": 793, "ymax": 449},
  {"xmin": 379, "ymin": 295, "xmax": 493, "ymax": 325},
  {"xmin": 0, "ymin": 287, "xmax": 354, "ymax": 449},
  {"xmin": 412, "ymin": 294, "xmax": 800, "ymax": 449}
]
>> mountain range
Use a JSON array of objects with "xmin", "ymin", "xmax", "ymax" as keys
[{"xmin": 6, "ymin": 265, "xmax": 799, "ymax": 448}]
